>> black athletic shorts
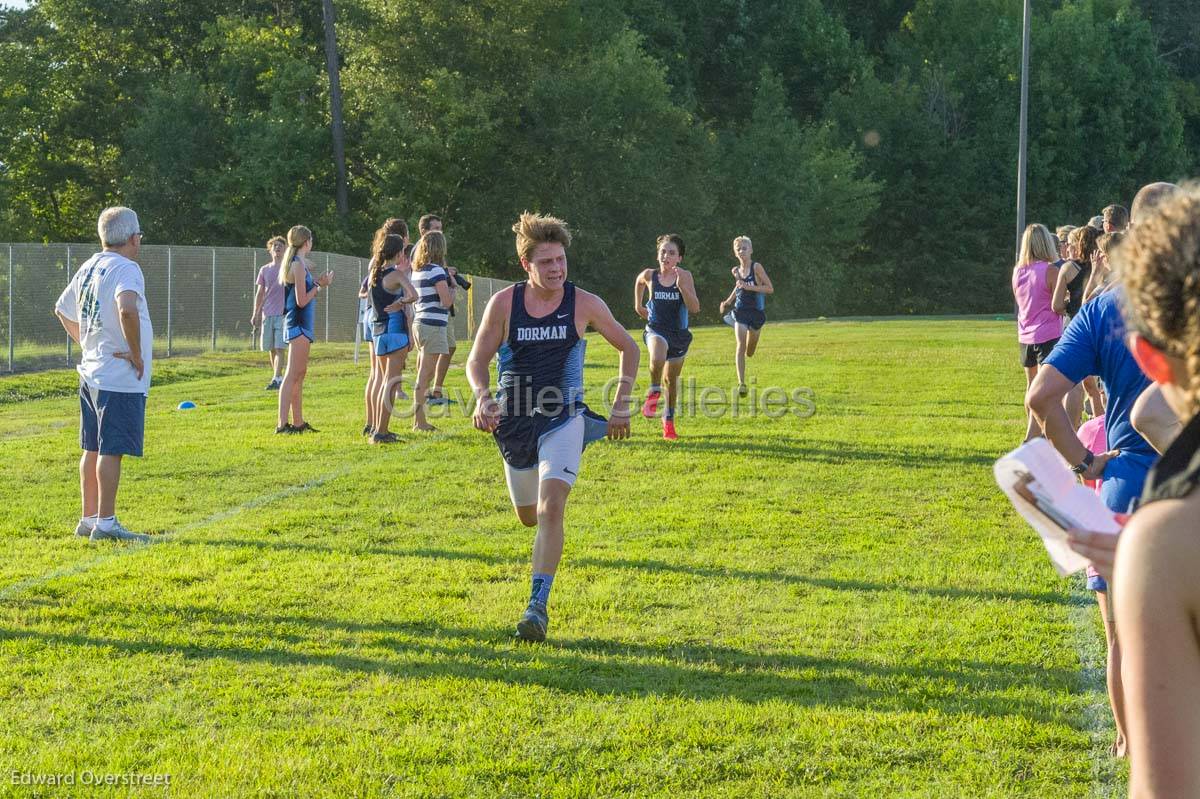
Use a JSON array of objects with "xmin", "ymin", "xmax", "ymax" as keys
[
  {"xmin": 493, "ymin": 406, "xmax": 608, "ymax": 470},
  {"xmin": 1020, "ymin": 338, "xmax": 1059, "ymax": 368}
]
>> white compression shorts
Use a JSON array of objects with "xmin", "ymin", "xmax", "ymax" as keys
[{"xmin": 503, "ymin": 413, "xmax": 585, "ymax": 508}]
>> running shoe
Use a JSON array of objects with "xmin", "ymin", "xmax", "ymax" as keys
[
  {"xmin": 73, "ymin": 519, "xmax": 94, "ymax": 538},
  {"xmin": 89, "ymin": 520, "xmax": 151, "ymax": 543},
  {"xmin": 371, "ymin": 431, "xmax": 400, "ymax": 444},
  {"xmin": 515, "ymin": 601, "xmax": 549, "ymax": 643},
  {"xmin": 737, "ymin": 384, "xmax": 749, "ymax": 398},
  {"xmin": 266, "ymin": 378, "xmax": 281, "ymax": 390},
  {"xmin": 293, "ymin": 422, "xmax": 319, "ymax": 433},
  {"xmin": 275, "ymin": 424, "xmax": 296, "ymax": 434},
  {"xmin": 641, "ymin": 390, "xmax": 661, "ymax": 418},
  {"xmin": 662, "ymin": 418, "xmax": 678, "ymax": 440}
]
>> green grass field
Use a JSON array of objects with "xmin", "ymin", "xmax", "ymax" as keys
[{"xmin": 0, "ymin": 320, "xmax": 1125, "ymax": 797}]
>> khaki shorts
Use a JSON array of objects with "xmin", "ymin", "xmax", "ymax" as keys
[
  {"xmin": 414, "ymin": 322, "xmax": 450, "ymax": 355},
  {"xmin": 261, "ymin": 314, "xmax": 286, "ymax": 350}
]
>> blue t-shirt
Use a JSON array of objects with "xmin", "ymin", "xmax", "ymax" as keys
[{"xmin": 1043, "ymin": 286, "xmax": 1157, "ymax": 507}]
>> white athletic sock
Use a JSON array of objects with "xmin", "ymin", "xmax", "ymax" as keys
[
  {"xmin": 95, "ymin": 516, "xmax": 115, "ymax": 532},
  {"xmin": 80, "ymin": 515, "xmax": 96, "ymax": 529}
]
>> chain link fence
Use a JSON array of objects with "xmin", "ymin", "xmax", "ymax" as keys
[{"xmin": 0, "ymin": 243, "xmax": 512, "ymax": 372}]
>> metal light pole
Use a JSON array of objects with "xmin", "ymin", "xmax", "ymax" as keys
[
  {"xmin": 211, "ymin": 248, "xmax": 218, "ymax": 351},
  {"xmin": 66, "ymin": 245, "xmax": 72, "ymax": 366},
  {"xmin": 1015, "ymin": 0, "xmax": 1032, "ymax": 260}
]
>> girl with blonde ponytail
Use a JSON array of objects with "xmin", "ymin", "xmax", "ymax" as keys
[{"xmin": 277, "ymin": 225, "xmax": 333, "ymax": 434}]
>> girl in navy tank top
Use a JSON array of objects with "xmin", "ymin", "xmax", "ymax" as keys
[
  {"xmin": 634, "ymin": 234, "xmax": 699, "ymax": 439},
  {"xmin": 276, "ymin": 225, "xmax": 332, "ymax": 434},
  {"xmin": 718, "ymin": 235, "xmax": 774, "ymax": 396},
  {"xmin": 366, "ymin": 234, "xmax": 416, "ymax": 443}
]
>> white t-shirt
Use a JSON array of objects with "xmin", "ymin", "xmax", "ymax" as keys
[{"xmin": 55, "ymin": 251, "xmax": 154, "ymax": 395}]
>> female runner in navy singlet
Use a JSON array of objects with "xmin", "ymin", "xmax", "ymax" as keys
[
  {"xmin": 634, "ymin": 234, "xmax": 699, "ymax": 439},
  {"xmin": 719, "ymin": 235, "xmax": 773, "ymax": 396}
]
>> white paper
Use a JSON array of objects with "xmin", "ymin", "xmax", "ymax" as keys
[{"xmin": 994, "ymin": 438, "xmax": 1121, "ymax": 576}]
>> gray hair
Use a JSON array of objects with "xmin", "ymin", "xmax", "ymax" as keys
[{"xmin": 98, "ymin": 207, "xmax": 140, "ymax": 247}]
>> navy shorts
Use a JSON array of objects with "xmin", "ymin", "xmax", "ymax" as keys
[
  {"xmin": 644, "ymin": 326, "xmax": 692, "ymax": 361},
  {"xmin": 80, "ymin": 383, "xmax": 146, "ymax": 457},
  {"xmin": 493, "ymin": 406, "xmax": 608, "ymax": 470},
  {"xmin": 726, "ymin": 307, "xmax": 766, "ymax": 331}
]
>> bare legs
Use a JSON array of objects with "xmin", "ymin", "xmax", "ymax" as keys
[
  {"xmin": 531, "ymin": 479, "xmax": 570, "ymax": 576},
  {"xmin": 664, "ymin": 358, "xmax": 685, "ymax": 418},
  {"xmin": 375, "ymin": 350, "xmax": 406, "ymax": 436},
  {"xmin": 432, "ymin": 345, "xmax": 455, "ymax": 399},
  {"xmin": 271, "ymin": 347, "xmax": 284, "ymax": 380},
  {"xmin": 734, "ymin": 324, "xmax": 760, "ymax": 387},
  {"xmin": 1023, "ymin": 364, "xmax": 1041, "ymax": 442},
  {"xmin": 412, "ymin": 348, "xmax": 439, "ymax": 431},
  {"xmin": 80, "ymin": 451, "xmax": 98, "ymax": 519},
  {"xmin": 1064, "ymin": 383, "xmax": 1085, "ymax": 431},
  {"xmin": 364, "ymin": 350, "xmax": 380, "ymax": 431},
  {"xmin": 1083, "ymin": 376, "xmax": 1105, "ymax": 419},
  {"xmin": 278, "ymin": 336, "xmax": 310, "ymax": 428},
  {"xmin": 1096, "ymin": 589, "xmax": 1128, "ymax": 757}
]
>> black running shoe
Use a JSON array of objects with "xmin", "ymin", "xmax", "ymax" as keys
[
  {"xmin": 515, "ymin": 602, "xmax": 548, "ymax": 643},
  {"xmin": 294, "ymin": 422, "xmax": 319, "ymax": 433},
  {"xmin": 275, "ymin": 424, "xmax": 295, "ymax": 434}
]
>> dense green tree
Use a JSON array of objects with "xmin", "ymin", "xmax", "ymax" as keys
[
  {"xmin": 830, "ymin": 0, "xmax": 1187, "ymax": 313},
  {"xmin": 0, "ymin": 0, "xmax": 1194, "ymax": 318}
]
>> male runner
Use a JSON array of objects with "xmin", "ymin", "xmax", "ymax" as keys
[{"xmin": 467, "ymin": 212, "xmax": 639, "ymax": 642}]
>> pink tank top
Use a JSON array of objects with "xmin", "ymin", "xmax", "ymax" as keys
[{"xmin": 1012, "ymin": 260, "xmax": 1063, "ymax": 344}]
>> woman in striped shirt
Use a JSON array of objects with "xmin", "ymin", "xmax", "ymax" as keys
[{"xmin": 410, "ymin": 231, "xmax": 454, "ymax": 431}]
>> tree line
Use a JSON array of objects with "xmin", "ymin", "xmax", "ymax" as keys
[{"xmin": 1, "ymin": 0, "xmax": 1195, "ymax": 323}]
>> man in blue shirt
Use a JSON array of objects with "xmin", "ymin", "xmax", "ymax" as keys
[
  {"xmin": 1027, "ymin": 181, "xmax": 1177, "ymax": 761},
  {"xmin": 1027, "ymin": 285, "xmax": 1152, "ymax": 762},
  {"xmin": 1029, "ymin": 287, "xmax": 1156, "ymax": 512}
]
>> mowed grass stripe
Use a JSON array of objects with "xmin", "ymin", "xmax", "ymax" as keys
[{"xmin": 0, "ymin": 320, "xmax": 1122, "ymax": 797}]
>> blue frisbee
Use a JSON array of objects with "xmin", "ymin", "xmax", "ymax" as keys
[{"xmin": 178, "ymin": 401, "xmax": 197, "ymax": 410}]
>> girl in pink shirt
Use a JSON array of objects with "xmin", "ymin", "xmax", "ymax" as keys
[{"xmin": 1012, "ymin": 223, "xmax": 1063, "ymax": 441}]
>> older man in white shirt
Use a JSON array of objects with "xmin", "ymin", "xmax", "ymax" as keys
[{"xmin": 54, "ymin": 206, "xmax": 153, "ymax": 542}]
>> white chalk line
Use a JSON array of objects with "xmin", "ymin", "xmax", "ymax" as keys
[
  {"xmin": 0, "ymin": 464, "xmax": 359, "ymax": 603},
  {"xmin": 1067, "ymin": 584, "xmax": 1123, "ymax": 798}
]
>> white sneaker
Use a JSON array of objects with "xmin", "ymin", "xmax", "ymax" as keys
[
  {"xmin": 73, "ymin": 519, "xmax": 94, "ymax": 538},
  {"xmin": 89, "ymin": 519, "xmax": 151, "ymax": 543}
]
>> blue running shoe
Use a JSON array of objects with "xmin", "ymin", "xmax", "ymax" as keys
[{"xmin": 515, "ymin": 602, "xmax": 548, "ymax": 643}]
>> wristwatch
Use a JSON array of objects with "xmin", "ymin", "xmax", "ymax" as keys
[{"xmin": 1071, "ymin": 451, "xmax": 1095, "ymax": 475}]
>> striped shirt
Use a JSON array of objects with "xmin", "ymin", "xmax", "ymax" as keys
[{"xmin": 413, "ymin": 264, "xmax": 451, "ymax": 327}]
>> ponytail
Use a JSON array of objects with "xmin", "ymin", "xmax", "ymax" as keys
[
  {"xmin": 368, "ymin": 234, "xmax": 405, "ymax": 288},
  {"xmin": 278, "ymin": 225, "xmax": 312, "ymax": 285}
]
